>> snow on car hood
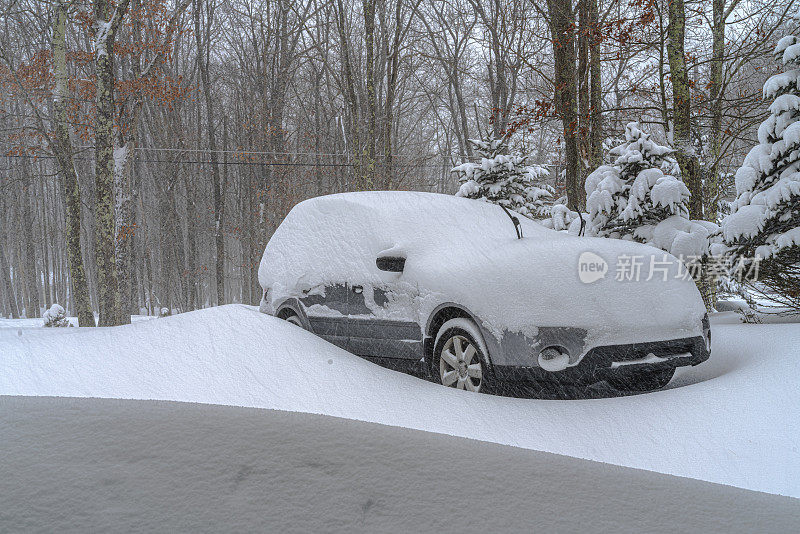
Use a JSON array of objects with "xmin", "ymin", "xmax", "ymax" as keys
[
  {"xmin": 408, "ymin": 233, "xmax": 705, "ymax": 347},
  {"xmin": 259, "ymin": 192, "xmax": 706, "ymax": 347}
]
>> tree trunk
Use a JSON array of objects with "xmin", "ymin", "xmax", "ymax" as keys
[
  {"xmin": 39, "ymin": 175, "xmax": 53, "ymax": 309},
  {"xmin": 588, "ymin": 0, "xmax": 602, "ymax": 169},
  {"xmin": 168, "ymin": 180, "xmax": 187, "ymax": 311},
  {"xmin": 547, "ymin": 0, "xmax": 583, "ymax": 211},
  {"xmin": 186, "ymin": 183, "xmax": 198, "ymax": 310},
  {"xmin": 363, "ymin": 0, "xmax": 377, "ymax": 188},
  {"xmin": 93, "ymin": 0, "xmax": 129, "ymax": 326},
  {"xmin": 19, "ymin": 162, "xmax": 41, "ymax": 318},
  {"xmin": 708, "ymin": 0, "xmax": 725, "ymax": 225},
  {"xmin": 246, "ymin": 125, "xmax": 260, "ymax": 305},
  {"xmin": 578, "ymin": 0, "xmax": 590, "ymax": 174},
  {"xmin": 113, "ymin": 140, "xmax": 135, "ymax": 324},
  {"xmin": 666, "ymin": 0, "xmax": 701, "ymax": 219},
  {"xmin": 454, "ymin": 78, "xmax": 473, "ymax": 158},
  {"xmin": 334, "ymin": 0, "xmax": 362, "ymax": 189},
  {"xmin": 194, "ymin": 0, "xmax": 224, "ymax": 306},
  {"xmin": 220, "ymin": 115, "xmax": 229, "ymax": 303},
  {"xmin": 185, "ymin": 102, "xmax": 200, "ymax": 310},
  {"xmin": 0, "ymin": 230, "xmax": 20, "ymax": 318},
  {"xmin": 184, "ymin": 156, "xmax": 198, "ymax": 310},
  {"xmin": 702, "ymin": 0, "xmax": 727, "ymax": 311},
  {"xmin": 112, "ymin": 95, "xmax": 145, "ymax": 324},
  {"xmin": 384, "ymin": 0, "xmax": 405, "ymax": 189},
  {"xmin": 668, "ymin": 0, "xmax": 712, "ymax": 310}
]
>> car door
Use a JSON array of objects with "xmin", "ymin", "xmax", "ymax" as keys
[
  {"xmin": 298, "ymin": 283, "xmax": 350, "ymax": 351},
  {"xmin": 346, "ymin": 273, "xmax": 423, "ymax": 365}
]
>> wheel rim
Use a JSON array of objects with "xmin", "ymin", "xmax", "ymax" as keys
[
  {"xmin": 439, "ymin": 334, "xmax": 482, "ymax": 392},
  {"xmin": 285, "ymin": 315, "xmax": 302, "ymax": 327}
]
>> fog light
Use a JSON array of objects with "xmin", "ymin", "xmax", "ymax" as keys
[{"xmin": 538, "ymin": 347, "xmax": 570, "ymax": 372}]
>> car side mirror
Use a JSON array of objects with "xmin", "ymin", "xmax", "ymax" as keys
[{"xmin": 376, "ymin": 255, "xmax": 406, "ymax": 273}]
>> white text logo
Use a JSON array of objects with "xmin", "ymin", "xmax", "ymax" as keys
[{"xmin": 578, "ymin": 251, "xmax": 608, "ymax": 284}]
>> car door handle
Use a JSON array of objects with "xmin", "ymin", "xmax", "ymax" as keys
[{"xmin": 352, "ymin": 285, "xmax": 363, "ymax": 294}]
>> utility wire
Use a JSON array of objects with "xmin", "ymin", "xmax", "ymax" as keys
[
  {"xmin": 1, "ymin": 143, "xmax": 557, "ymax": 167},
  {"xmin": 0, "ymin": 152, "xmax": 456, "ymax": 169}
]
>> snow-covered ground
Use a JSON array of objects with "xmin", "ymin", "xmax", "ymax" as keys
[
  {"xmin": 2, "ymin": 396, "xmax": 798, "ymax": 533},
  {"xmin": 1, "ymin": 304, "xmax": 798, "ymax": 500},
  {"xmin": 0, "ymin": 313, "xmax": 155, "ymax": 329},
  {"xmin": 0, "ymin": 315, "xmax": 81, "ymax": 328}
]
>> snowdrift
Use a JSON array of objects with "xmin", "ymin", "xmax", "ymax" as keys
[
  {"xmin": 2, "ymin": 396, "xmax": 797, "ymax": 533},
  {"xmin": 1, "ymin": 304, "xmax": 798, "ymax": 498}
]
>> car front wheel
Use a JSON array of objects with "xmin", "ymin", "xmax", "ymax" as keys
[
  {"xmin": 433, "ymin": 318, "xmax": 491, "ymax": 393},
  {"xmin": 282, "ymin": 312, "xmax": 303, "ymax": 328},
  {"xmin": 607, "ymin": 367, "xmax": 675, "ymax": 392}
]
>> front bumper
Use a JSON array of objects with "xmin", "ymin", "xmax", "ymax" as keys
[{"xmin": 493, "ymin": 335, "xmax": 710, "ymax": 386}]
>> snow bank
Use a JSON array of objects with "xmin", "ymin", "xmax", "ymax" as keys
[
  {"xmin": 2, "ymin": 396, "xmax": 798, "ymax": 533},
  {"xmin": 1, "ymin": 304, "xmax": 798, "ymax": 498}
]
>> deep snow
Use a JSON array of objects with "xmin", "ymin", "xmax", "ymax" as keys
[
  {"xmin": 2, "ymin": 396, "xmax": 797, "ymax": 533},
  {"xmin": 1, "ymin": 304, "xmax": 797, "ymax": 498}
]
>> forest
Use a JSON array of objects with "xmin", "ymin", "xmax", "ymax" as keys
[{"xmin": 0, "ymin": 0, "xmax": 798, "ymax": 325}]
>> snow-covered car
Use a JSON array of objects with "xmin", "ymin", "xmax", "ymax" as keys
[{"xmin": 259, "ymin": 192, "xmax": 711, "ymax": 394}]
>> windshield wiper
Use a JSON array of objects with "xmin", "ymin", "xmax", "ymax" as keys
[{"xmin": 499, "ymin": 205, "xmax": 523, "ymax": 239}]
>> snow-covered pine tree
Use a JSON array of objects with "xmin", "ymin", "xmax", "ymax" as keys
[
  {"xmin": 453, "ymin": 138, "xmax": 554, "ymax": 219},
  {"xmin": 43, "ymin": 304, "xmax": 71, "ymax": 327},
  {"xmin": 585, "ymin": 122, "xmax": 715, "ymax": 258},
  {"xmin": 722, "ymin": 35, "xmax": 800, "ymax": 310},
  {"xmin": 540, "ymin": 196, "xmax": 588, "ymax": 234}
]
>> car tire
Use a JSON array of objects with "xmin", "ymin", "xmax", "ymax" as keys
[
  {"xmin": 282, "ymin": 312, "xmax": 303, "ymax": 328},
  {"xmin": 433, "ymin": 318, "xmax": 492, "ymax": 394},
  {"xmin": 607, "ymin": 367, "xmax": 675, "ymax": 392}
]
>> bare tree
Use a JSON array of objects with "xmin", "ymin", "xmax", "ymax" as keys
[
  {"xmin": 193, "ymin": 0, "xmax": 225, "ymax": 305},
  {"xmin": 545, "ymin": 0, "xmax": 583, "ymax": 210},
  {"xmin": 667, "ymin": 0, "xmax": 702, "ymax": 219},
  {"xmin": 52, "ymin": 0, "xmax": 94, "ymax": 326},
  {"xmin": 93, "ymin": 0, "xmax": 130, "ymax": 326}
]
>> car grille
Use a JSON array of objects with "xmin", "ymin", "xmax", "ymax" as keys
[{"xmin": 584, "ymin": 338, "xmax": 700, "ymax": 368}]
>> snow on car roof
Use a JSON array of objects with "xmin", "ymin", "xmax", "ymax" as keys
[
  {"xmin": 258, "ymin": 190, "xmax": 552, "ymax": 300},
  {"xmin": 258, "ymin": 190, "xmax": 549, "ymax": 290},
  {"xmin": 288, "ymin": 190, "xmax": 549, "ymax": 241}
]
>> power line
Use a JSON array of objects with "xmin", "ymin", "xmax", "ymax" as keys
[
  {"xmin": 94, "ymin": 145, "xmax": 557, "ymax": 164},
  {"xmin": 1, "ymin": 143, "xmax": 557, "ymax": 167},
  {"xmin": 0, "ymin": 152, "xmax": 454, "ymax": 169},
  {"xmin": 82, "ymin": 145, "xmax": 445, "ymax": 159}
]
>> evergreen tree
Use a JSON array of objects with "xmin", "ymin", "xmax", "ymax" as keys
[
  {"xmin": 542, "ymin": 201, "xmax": 583, "ymax": 233},
  {"xmin": 723, "ymin": 35, "xmax": 800, "ymax": 310},
  {"xmin": 452, "ymin": 138, "xmax": 554, "ymax": 218},
  {"xmin": 43, "ymin": 304, "xmax": 71, "ymax": 327},
  {"xmin": 584, "ymin": 122, "xmax": 714, "ymax": 257}
]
